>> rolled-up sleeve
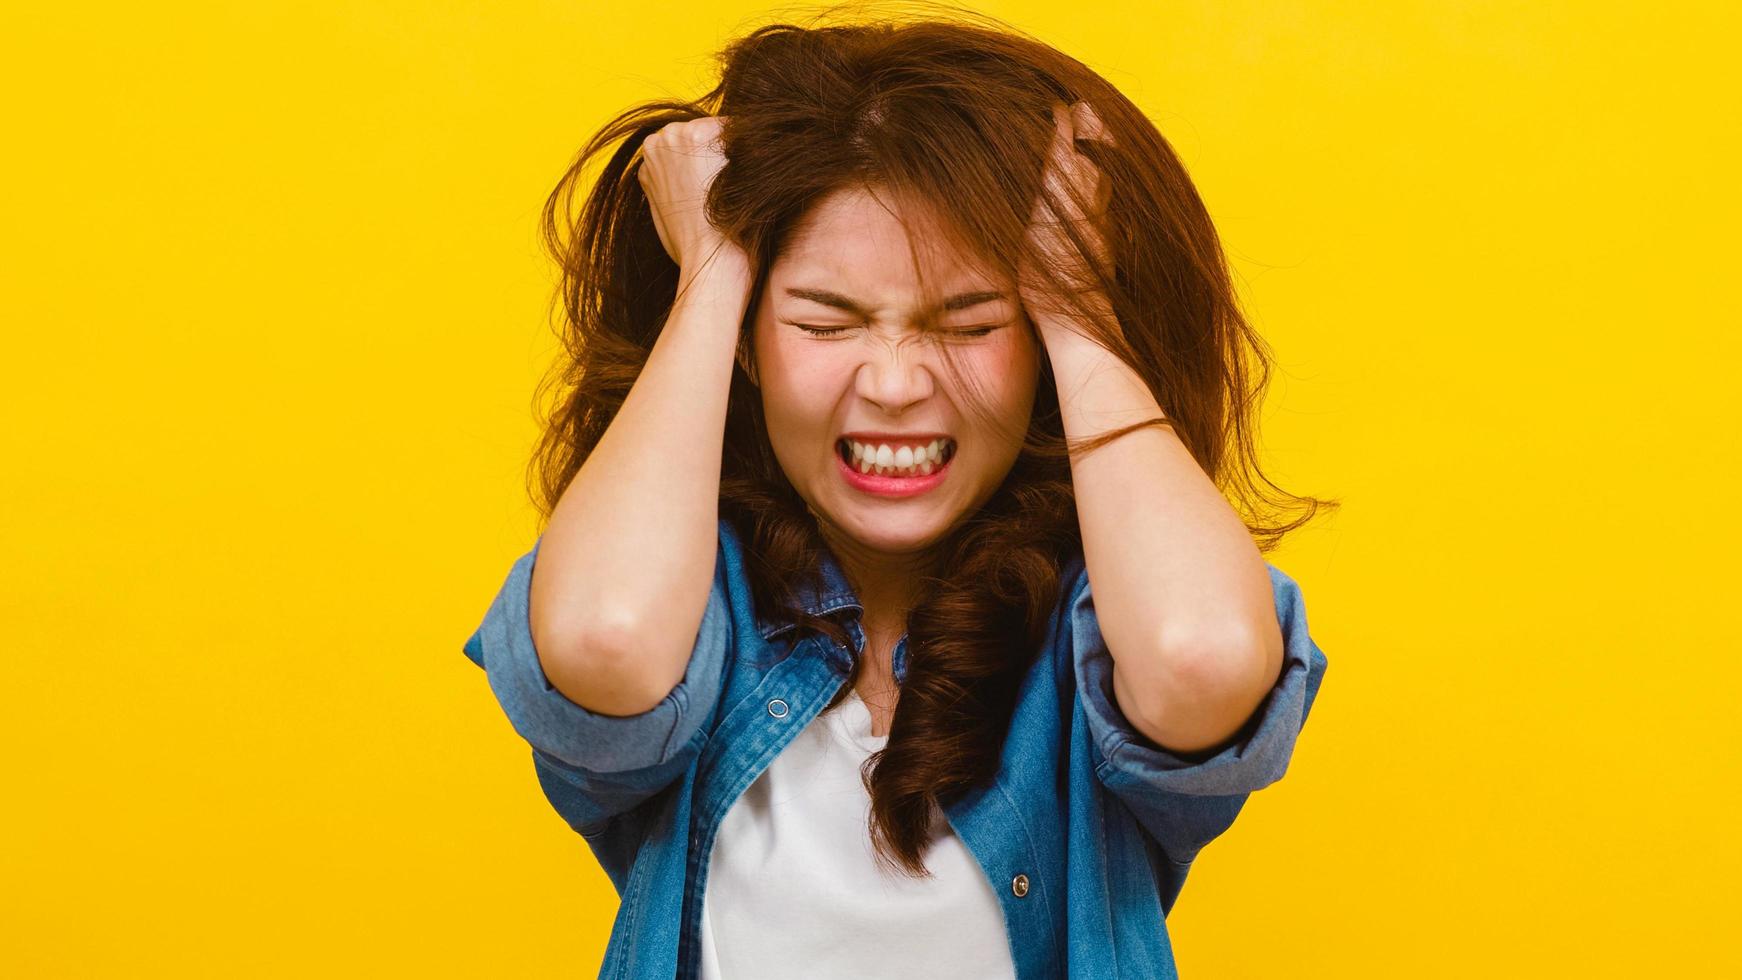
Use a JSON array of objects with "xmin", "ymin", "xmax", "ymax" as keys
[
  {"xmin": 460, "ymin": 532, "xmax": 733, "ymax": 828},
  {"xmin": 1070, "ymin": 559, "xmax": 1328, "ymax": 864}
]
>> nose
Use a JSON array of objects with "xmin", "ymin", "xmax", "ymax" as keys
[{"xmin": 854, "ymin": 336, "xmax": 936, "ymax": 416}]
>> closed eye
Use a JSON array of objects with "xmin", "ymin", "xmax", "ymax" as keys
[{"xmin": 789, "ymin": 323, "xmax": 1006, "ymax": 338}]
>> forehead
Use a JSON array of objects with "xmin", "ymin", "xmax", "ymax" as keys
[{"xmin": 774, "ymin": 186, "xmax": 1004, "ymax": 300}]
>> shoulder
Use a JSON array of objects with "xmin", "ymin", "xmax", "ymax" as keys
[
  {"xmin": 711, "ymin": 515, "xmax": 770, "ymax": 638},
  {"xmin": 1055, "ymin": 551, "xmax": 1091, "ymax": 622},
  {"xmin": 1042, "ymin": 551, "xmax": 1090, "ymax": 686},
  {"xmin": 1060, "ymin": 551, "xmax": 1088, "ymax": 595},
  {"xmin": 714, "ymin": 515, "xmax": 756, "ymax": 591}
]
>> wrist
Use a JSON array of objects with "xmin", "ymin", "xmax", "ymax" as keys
[
  {"xmin": 675, "ymin": 256, "xmax": 753, "ymax": 319},
  {"xmin": 1033, "ymin": 314, "xmax": 1115, "ymax": 363},
  {"xmin": 679, "ymin": 241, "xmax": 753, "ymax": 290}
]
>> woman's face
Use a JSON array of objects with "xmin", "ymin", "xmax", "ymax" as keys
[{"xmin": 744, "ymin": 185, "xmax": 1042, "ymax": 559}]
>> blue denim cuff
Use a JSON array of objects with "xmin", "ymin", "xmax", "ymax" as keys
[
  {"xmin": 1072, "ymin": 560, "xmax": 1329, "ymax": 797},
  {"xmin": 463, "ymin": 535, "xmax": 733, "ymax": 776}
]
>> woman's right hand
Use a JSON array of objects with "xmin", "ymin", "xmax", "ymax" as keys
[{"xmin": 636, "ymin": 115, "xmax": 745, "ymax": 274}]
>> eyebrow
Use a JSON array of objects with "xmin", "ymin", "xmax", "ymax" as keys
[{"xmin": 783, "ymin": 287, "xmax": 1009, "ymax": 316}]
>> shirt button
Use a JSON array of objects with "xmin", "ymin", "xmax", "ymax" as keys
[
  {"xmin": 1011, "ymin": 873, "xmax": 1029, "ymax": 898},
  {"xmin": 767, "ymin": 698, "xmax": 790, "ymax": 718}
]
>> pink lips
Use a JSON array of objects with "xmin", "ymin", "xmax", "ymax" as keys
[{"xmin": 835, "ymin": 445, "xmax": 952, "ymax": 498}]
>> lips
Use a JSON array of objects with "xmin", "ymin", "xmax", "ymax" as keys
[{"xmin": 834, "ymin": 441, "xmax": 952, "ymax": 497}]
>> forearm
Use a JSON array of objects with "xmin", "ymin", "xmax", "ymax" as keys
[
  {"xmin": 1043, "ymin": 320, "xmax": 1284, "ymax": 755},
  {"xmin": 531, "ymin": 256, "xmax": 754, "ymax": 714}
]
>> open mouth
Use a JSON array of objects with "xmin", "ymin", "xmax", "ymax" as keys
[{"xmin": 835, "ymin": 437, "xmax": 957, "ymax": 477}]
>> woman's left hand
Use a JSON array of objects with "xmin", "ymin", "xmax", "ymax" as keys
[{"xmin": 1018, "ymin": 101, "xmax": 1117, "ymax": 344}]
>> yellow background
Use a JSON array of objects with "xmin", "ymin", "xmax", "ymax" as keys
[{"xmin": 5, "ymin": 1, "xmax": 1736, "ymax": 976}]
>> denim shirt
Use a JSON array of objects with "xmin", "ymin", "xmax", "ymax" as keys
[{"xmin": 461, "ymin": 518, "xmax": 1328, "ymax": 979}]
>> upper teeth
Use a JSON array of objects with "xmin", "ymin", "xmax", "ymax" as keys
[{"xmin": 842, "ymin": 438, "xmax": 954, "ymax": 475}]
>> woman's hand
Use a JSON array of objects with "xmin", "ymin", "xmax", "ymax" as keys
[
  {"xmin": 636, "ymin": 115, "xmax": 748, "ymax": 277},
  {"xmin": 1017, "ymin": 101, "xmax": 1117, "ymax": 343}
]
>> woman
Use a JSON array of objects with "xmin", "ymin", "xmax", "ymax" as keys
[{"xmin": 462, "ymin": 9, "xmax": 1335, "ymax": 979}]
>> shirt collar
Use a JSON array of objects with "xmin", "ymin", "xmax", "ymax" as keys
[
  {"xmin": 750, "ymin": 542, "xmax": 913, "ymax": 686},
  {"xmin": 753, "ymin": 543, "xmax": 863, "ymax": 641}
]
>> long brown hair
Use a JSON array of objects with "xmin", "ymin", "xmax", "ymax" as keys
[{"xmin": 523, "ymin": 2, "xmax": 1338, "ymax": 877}]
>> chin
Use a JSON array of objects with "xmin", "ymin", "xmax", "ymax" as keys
[
  {"xmin": 850, "ymin": 522, "xmax": 948, "ymax": 554},
  {"xmin": 815, "ymin": 498, "xmax": 956, "ymax": 554}
]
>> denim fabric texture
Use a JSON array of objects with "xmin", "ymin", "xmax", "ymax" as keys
[{"xmin": 462, "ymin": 518, "xmax": 1328, "ymax": 979}]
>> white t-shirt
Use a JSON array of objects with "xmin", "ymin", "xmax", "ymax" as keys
[{"xmin": 698, "ymin": 686, "xmax": 1018, "ymax": 979}]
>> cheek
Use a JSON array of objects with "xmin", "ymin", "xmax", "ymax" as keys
[
  {"xmin": 966, "ymin": 337, "xmax": 1041, "ymax": 412},
  {"xmin": 760, "ymin": 340, "xmax": 852, "ymax": 425}
]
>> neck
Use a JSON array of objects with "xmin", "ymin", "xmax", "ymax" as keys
[{"xmin": 815, "ymin": 521, "xmax": 943, "ymax": 643}]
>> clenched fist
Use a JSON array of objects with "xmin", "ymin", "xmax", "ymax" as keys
[{"xmin": 635, "ymin": 115, "xmax": 749, "ymax": 276}]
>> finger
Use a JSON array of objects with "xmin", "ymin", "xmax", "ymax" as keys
[
  {"xmin": 1051, "ymin": 102, "xmax": 1105, "ymax": 184},
  {"xmin": 1070, "ymin": 101, "xmax": 1113, "ymax": 145},
  {"xmin": 1047, "ymin": 104, "xmax": 1105, "ymax": 217},
  {"xmin": 1047, "ymin": 103, "xmax": 1086, "ymax": 192},
  {"xmin": 1051, "ymin": 101, "xmax": 1075, "ymax": 147}
]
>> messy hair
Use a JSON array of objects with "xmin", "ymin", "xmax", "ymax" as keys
[{"xmin": 526, "ymin": 1, "xmax": 1338, "ymax": 877}]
